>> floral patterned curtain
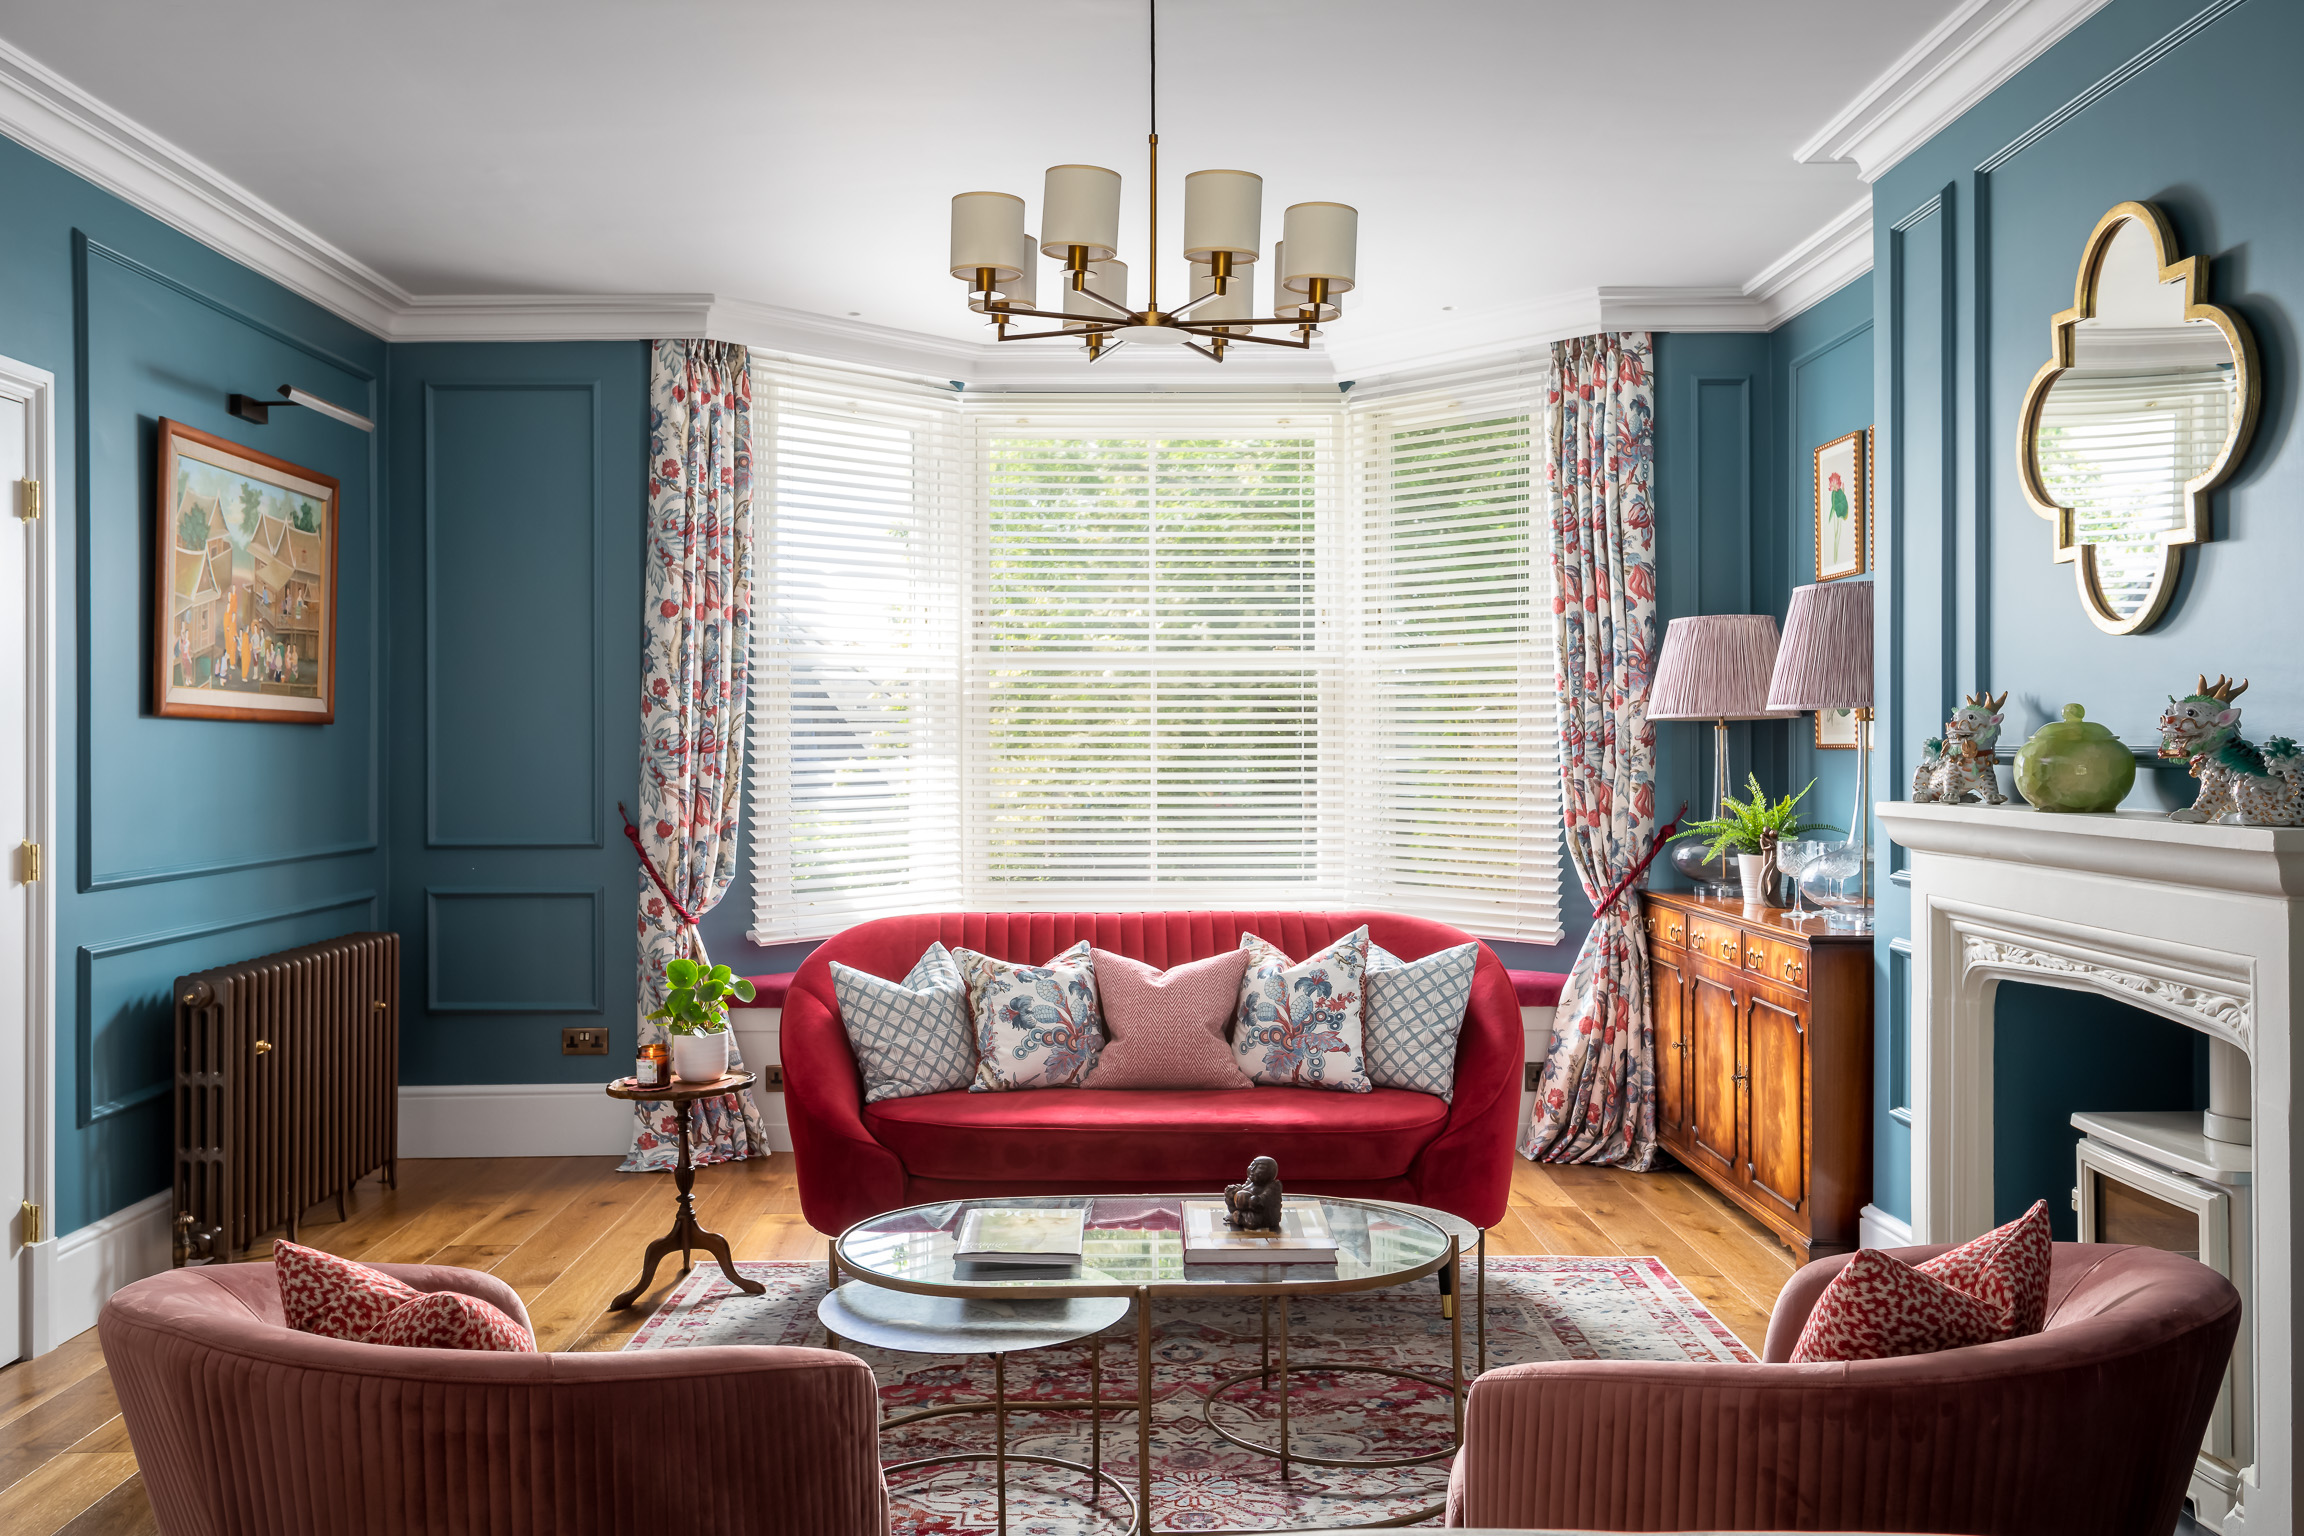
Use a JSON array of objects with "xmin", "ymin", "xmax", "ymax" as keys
[
  {"xmin": 621, "ymin": 340, "xmax": 773, "ymax": 1172},
  {"xmin": 1521, "ymin": 332, "xmax": 1660, "ymax": 1168}
]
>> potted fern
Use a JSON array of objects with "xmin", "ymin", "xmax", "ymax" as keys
[
  {"xmin": 1671, "ymin": 775, "xmax": 1838, "ymax": 904},
  {"xmin": 649, "ymin": 957, "xmax": 756, "ymax": 1083}
]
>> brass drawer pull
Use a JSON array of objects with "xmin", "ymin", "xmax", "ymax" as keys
[
  {"xmin": 1744, "ymin": 945, "xmax": 1764, "ymax": 967},
  {"xmin": 1781, "ymin": 958, "xmax": 1805, "ymax": 984},
  {"xmin": 1719, "ymin": 937, "xmax": 1739, "ymax": 960},
  {"xmin": 1668, "ymin": 922, "xmax": 1684, "ymax": 943},
  {"xmin": 1733, "ymin": 1070, "xmax": 1748, "ymax": 1085}
]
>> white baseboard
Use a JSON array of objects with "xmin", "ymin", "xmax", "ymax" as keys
[
  {"xmin": 42, "ymin": 1189, "xmax": 172, "ymax": 1350},
  {"xmin": 1518, "ymin": 1006, "xmax": 1556, "ymax": 1128},
  {"xmin": 1860, "ymin": 1202, "xmax": 1914, "ymax": 1249},
  {"xmin": 400, "ymin": 1015, "xmax": 790, "ymax": 1158}
]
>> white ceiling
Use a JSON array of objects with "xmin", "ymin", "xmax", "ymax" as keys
[{"xmin": 0, "ymin": 1, "xmax": 2090, "ymax": 381}]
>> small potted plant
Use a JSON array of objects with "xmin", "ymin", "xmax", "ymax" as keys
[
  {"xmin": 648, "ymin": 957, "xmax": 756, "ymax": 1083},
  {"xmin": 1671, "ymin": 775, "xmax": 1837, "ymax": 904}
]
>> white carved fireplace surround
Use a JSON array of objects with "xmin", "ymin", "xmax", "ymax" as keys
[{"xmin": 1879, "ymin": 801, "xmax": 2301, "ymax": 1536}]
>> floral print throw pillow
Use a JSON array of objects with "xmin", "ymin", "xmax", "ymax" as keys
[
  {"xmin": 1231, "ymin": 928, "xmax": 1373, "ymax": 1092},
  {"xmin": 958, "ymin": 941, "xmax": 1106, "ymax": 1091}
]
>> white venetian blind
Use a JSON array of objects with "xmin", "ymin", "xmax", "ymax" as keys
[
  {"xmin": 964, "ymin": 395, "xmax": 1339, "ymax": 903},
  {"xmin": 746, "ymin": 360, "xmax": 1563, "ymax": 945},
  {"xmin": 748, "ymin": 358, "xmax": 967, "ymax": 940},
  {"xmin": 1341, "ymin": 366, "xmax": 1562, "ymax": 941}
]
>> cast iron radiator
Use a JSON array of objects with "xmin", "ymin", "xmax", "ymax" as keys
[{"xmin": 171, "ymin": 931, "xmax": 400, "ymax": 1265}]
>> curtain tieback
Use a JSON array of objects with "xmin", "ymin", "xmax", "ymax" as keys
[
  {"xmin": 1589, "ymin": 802, "xmax": 1687, "ymax": 922},
  {"xmin": 618, "ymin": 801, "xmax": 702, "ymax": 929}
]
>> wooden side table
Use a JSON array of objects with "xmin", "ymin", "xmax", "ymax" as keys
[{"xmin": 604, "ymin": 1070, "xmax": 767, "ymax": 1310}]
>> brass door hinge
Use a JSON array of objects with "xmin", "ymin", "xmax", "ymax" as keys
[
  {"xmin": 16, "ymin": 479, "xmax": 36, "ymax": 520},
  {"xmin": 20, "ymin": 1201, "xmax": 41, "ymax": 1244},
  {"xmin": 17, "ymin": 840, "xmax": 37, "ymax": 882}
]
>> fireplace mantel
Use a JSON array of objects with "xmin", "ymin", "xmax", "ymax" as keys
[{"xmin": 1882, "ymin": 798, "xmax": 2297, "ymax": 1535}]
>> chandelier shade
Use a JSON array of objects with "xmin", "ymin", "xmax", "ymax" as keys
[
  {"xmin": 1183, "ymin": 169, "xmax": 1263, "ymax": 263},
  {"xmin": 1281, "ymin": 202, "xmax": 1359, "ymax": 294},
  {"xmin": 1190, "ymin": 259, "xmax": 1254, "ymax": 326},
  {"xmin": 1040, "ymin": 165, "xmax": 1122, "ymax": 261},
  {"xmin": 1064, "ymin": 259, "xmax": 1126, "ymax": 330},
  {"xmin": 943, "ymin": 0, "xmax": 1361, "ymax": 362},
  {"xmin": 948, "ymin": 192, "xmax": 1026, "ymax": 283}
]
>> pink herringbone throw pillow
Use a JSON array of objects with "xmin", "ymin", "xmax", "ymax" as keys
[{"xmin": 1086, "ymin": 948, "xmax": 1254, "ymax": 1090}]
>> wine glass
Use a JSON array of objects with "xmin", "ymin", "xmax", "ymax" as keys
[
  {"xmin": 1800, "ymin": 840, "xmax": 1875, "ymax": 931},
  {"xmin": 1776, "ymin": 839, "xmax": 1829, "ymax": 920}
]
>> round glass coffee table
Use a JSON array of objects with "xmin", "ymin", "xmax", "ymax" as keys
[{"xmin": 833, "ymin": 1193, "xmax": 1466, "ymax": 1534}]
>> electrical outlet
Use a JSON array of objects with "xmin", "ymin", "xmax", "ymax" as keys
[
  {"xmin": 761, "ymin": 1064, "xmax": 785, "ymax": 1090},
  {"xmin": 561, "ymin": 1027, "xmax": 608, "ymax": 1056},
  {"xmin": 1525, "ymin": 1062, "xmax": 1541, "ymax": 1092}
]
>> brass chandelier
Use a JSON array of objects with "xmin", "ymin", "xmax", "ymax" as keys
[{"xmin": 944, "ymin": 0, "xmax": 1358, "ymax": 362}]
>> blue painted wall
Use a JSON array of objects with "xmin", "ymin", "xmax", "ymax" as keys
[
  {"xmin": 383, "ymin": 344, "xmax": 649, "ymax": 1086},
  {"xmin": 0, "ymin": 134, "xmax": 387, "ymax": 1234},
  {"xmin": 1870, "ymin": 0, "xmax": 2303, "ymax": 1222}
]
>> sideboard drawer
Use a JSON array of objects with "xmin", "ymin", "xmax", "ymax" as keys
[
  {"xmin": 1684, "ymin": 918, "xmax": 1744, "ymax": 968},
  {"xmin": 1743, "ymin": 934, "xmax": 1810, "ymax": 991},
  {"xmin": 1647, "ymin": 909, "xmax": 1689, "ymax": 950}
]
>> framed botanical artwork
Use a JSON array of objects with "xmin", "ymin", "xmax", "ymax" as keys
[
  {"xmin": 1815, "ymin": 705, "xmax": 1860, "ymax": 750},
  {"xmin": 153, "ymin": 418, "xmax": 338, "ymax": 723},
  {"xmin": 1814, "ymin": 426, "xmax": 1869, "ymax": 582}
]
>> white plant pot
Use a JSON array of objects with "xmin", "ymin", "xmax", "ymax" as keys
[
  {"xmin": 1737, "ymin": 852, "xmax": 1774, "ymax": 905},
  {"xmin": 671, "ymin": 1030, "xmax": 731, "ymax": 1084}
]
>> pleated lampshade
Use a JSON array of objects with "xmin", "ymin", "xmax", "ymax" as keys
[
  {"xmin": 1768, "ymin": 581, "xmax": 1875, "ymax": 712},
  {"xmin": 1650, "ymin": 615, "xmax": 1801, "ymax": 721}
]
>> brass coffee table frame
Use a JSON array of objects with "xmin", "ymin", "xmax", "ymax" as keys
[{"xmin": 831, "ymin": 1194, "xmax": 1465, "ymax": 1536}]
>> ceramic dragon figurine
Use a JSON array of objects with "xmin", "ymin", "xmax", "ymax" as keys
[
  {"xmin": 1911, "ymin": 691, "xmax": 2009, "ymax": 805},
  {"xmin": 2158, "ymin": 675, "xmax": 2304, "ymax": 826}
]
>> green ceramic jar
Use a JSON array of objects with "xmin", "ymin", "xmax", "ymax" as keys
[{"xmin": 2014, "ymin": 703, "xmax": 2136, "ymax": 813}]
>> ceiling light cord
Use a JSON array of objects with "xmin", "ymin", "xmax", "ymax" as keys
[{"xmin": 1146, "ymin": 0, "xmax": 1159, "ymax": 312}]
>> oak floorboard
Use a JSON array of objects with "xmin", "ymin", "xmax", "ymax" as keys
[{"xmin": 0, "ymin": 1147, "xmax": 1797, "ymax": 1532}]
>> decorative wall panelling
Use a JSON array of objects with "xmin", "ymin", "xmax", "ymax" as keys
[
  {"xmin": 384, "ymin": 345, "xmax": 646, "ymax": 1089},
  {"xmin": 1866, "ymin": 0, "xmax": 2299, "ymax": 1226},
  {"xmin": 0, "ymin": 120, "xmax": 389, "ymax": 1237}
]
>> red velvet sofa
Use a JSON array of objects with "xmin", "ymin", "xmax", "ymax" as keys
[{"xmin": 781, "ymin": 911, "xmax": 1523, "ymax": 1237}]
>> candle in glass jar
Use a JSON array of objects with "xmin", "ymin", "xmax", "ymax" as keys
[{"xmin": 635, "ymin": 1041, "xmax": 671, "ymax": 1091}]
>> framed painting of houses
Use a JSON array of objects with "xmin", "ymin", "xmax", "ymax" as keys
[
  {"xmin": 1813, "ymin": 426, "xmax": 1869, "ymax": 582},
  {"xmin": 152, "ymin": 418, "xmax": 338, "ymax": 723}
]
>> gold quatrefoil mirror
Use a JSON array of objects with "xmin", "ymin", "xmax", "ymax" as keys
[{"xmin": 2018, "ymin": 201, "xmax": 2259, "ymax": 634}]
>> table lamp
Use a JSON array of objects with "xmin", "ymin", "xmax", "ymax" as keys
[
  {"xmin": 1768, "ymin": 580, "xmax": 1875, "ymax": 929},
  {"xmin": 1649, "ymin": 614, "xmax": 1801, "ymax": 896}
]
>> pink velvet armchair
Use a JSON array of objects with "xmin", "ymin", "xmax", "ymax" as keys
[
  {"xmin": 1447, "ymin": 1241, "xmax": 2240, "ymax": 1535},
  {"xmin": 101, "ymin": 1261, "xmax": 888, "ymax": 1536}
]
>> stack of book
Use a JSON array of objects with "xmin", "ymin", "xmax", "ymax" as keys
[
  {"xmin": 1181, "ymin": 1199, "xmax": 1338, "ymax": 1264},
  {"xmin": 953, "ymin": 1207, "xmax": 1086, "ymax": 1265}
]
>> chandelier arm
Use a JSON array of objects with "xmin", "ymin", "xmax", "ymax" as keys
[
  {"xmin": 1071, "ymin": 284, "xmax": 1137, "ymax": 319},
  {"xmin": 986, "ymin": 301, "xmax": 1125, "ymax": 326},
  {"xmin": 996, "ymin": 327, "xmax": 1123, "ymax": 341},
  {"xmin": 1184, "ymin": 341, "xmax": 1224, "ymax": 362},
  {"xmin": 1189, "ymin": 311, "xmax": 1330, "ymax": 328},
  {"xmin": 1088, "ymin": 339, "xmax": 1126, "ymax": 361},
  {"xmin": 1190, "ymin": 328, "xmax": 1314, "ymax": 350},
  {"xmin": 1166, "ymin": 287, "xmax": 1230, "ymax": 319}
]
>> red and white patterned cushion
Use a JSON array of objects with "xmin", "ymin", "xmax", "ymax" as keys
[
  {"xmin": 367, "ymin": 1289, "xmax": 536, "ymax": 1353},
  {"xmin": 274, "ymin": 1238, "xmax": 420, "ymax": 1341},
  {"xmin": 1917, "ymin": 1198, "xmax": 2052, "ymax": 1339},
  {"xmin": 1788, "ymin": 1247, "xmax": 2004, "ymax": 1363}
]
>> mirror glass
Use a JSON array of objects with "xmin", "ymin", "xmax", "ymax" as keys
[{"xmin": 2031, "ymin": 217, "xmax": 2242, "ymax": 624}]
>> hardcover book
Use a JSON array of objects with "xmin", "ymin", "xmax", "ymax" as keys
[
  {"xmin": 1181, "ymin": 1199, "xmax": 1339, "ymax": 1264},
  {"xmin": 954, "ymin": 1206, "xmax": 1087, "ymax": 1265}
]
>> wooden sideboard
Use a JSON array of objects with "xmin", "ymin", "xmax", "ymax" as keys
[{"xmin": 1640, "ymin": 890, "xmax": 1874, "ymax": 1260}]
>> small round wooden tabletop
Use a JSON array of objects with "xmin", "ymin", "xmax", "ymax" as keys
[{"xmin": 604, "ymin": 1069, "xmax": 755, "ymax": 1102}]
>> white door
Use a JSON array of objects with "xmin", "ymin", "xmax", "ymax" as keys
[{"xmin": 0, "ymin": 357, "xmax": 53, "ymax": 1364}]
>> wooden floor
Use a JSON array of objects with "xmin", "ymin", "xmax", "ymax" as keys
[{"xmin": 1, "ymin": 1152, "xmax": 1795, "ymax": 1535}]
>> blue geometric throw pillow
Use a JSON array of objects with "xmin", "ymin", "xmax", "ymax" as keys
[
  {"xmin": 1362, "ymin": 941, "xmax": 1478, "ymax": 1101},
  {"xmin": 830, "ymin": 942, "xmax": 976, "ymax": 1104}
]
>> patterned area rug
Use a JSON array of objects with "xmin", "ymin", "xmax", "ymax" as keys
[{"xmin": 627, "ymin": 1256, "xmax": 1752, "ymax": 1532}]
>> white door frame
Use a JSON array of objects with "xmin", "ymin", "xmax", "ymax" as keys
[{"xmin": 1, "ymin": 354, "xmax": 57, "ymax": 1360}]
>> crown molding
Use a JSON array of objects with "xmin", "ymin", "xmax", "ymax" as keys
[
  {"xmin": 1796, "ymin": 0, "xmax": 2115, "ymax": 182},
  {"xmin": 0, "ymin": 33, "xmax": 406, "ymax": 331},
  {"xmin": 1745, "ymin": 198, "xmax": 1874, "ymax": 325},
  {"xmin": 392, "ymin": 292, "xmax": 719, "ymax": 343}
]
